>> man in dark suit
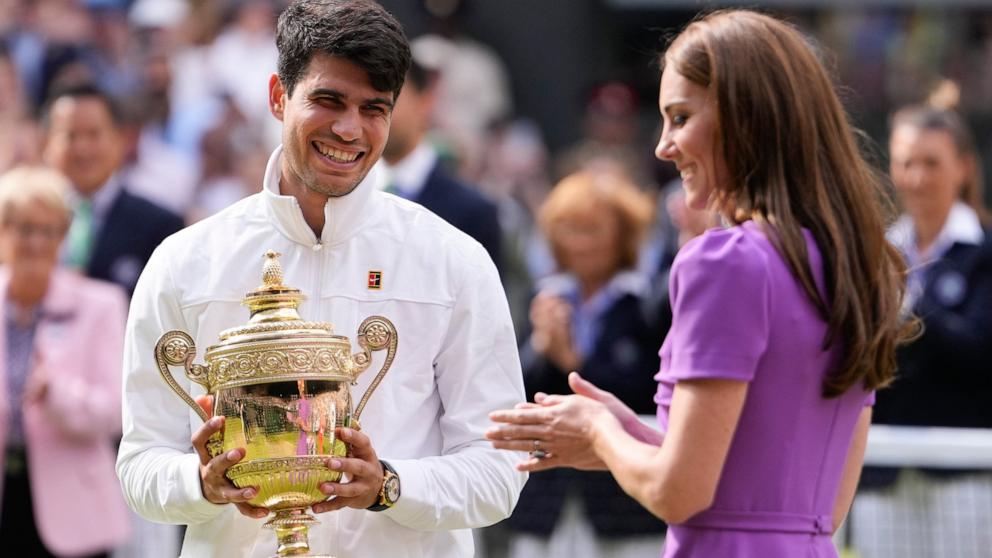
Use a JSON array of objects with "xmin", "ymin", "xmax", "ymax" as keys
[
  {"xmin": 381, "ymin": 60, "xmax": 502, "ymax": 272},
  {"xmin": 42, "ymin": 84, "xmax": 184, "ymax": 297}
]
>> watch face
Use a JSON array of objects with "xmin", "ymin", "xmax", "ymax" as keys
[{"xmin": 384, "ymin": 476, "xmax": 400, "ymax": 503}]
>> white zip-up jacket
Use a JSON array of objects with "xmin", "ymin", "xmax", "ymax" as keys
[{"xmin": 117, "ymin": 146, "xmax": 528, "ymax": 558}]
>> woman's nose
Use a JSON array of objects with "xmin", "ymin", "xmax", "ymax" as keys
[{"xmin": 655, "ymin": 134, "xmax": 676, "ymax": 160}]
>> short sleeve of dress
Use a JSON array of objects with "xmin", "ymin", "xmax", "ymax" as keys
[{"xmin": 662, "ymin": 227, "xmax": 772, "ymax": 383}]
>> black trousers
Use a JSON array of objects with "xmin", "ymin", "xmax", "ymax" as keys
[{"xmin": 1, "ymin": 447, "xmax": 109, "ymax": 558}]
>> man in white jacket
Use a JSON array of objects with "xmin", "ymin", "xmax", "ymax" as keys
[{"xmin": 116, "ymin": 1, "xmax": 527, "ymax": 556}]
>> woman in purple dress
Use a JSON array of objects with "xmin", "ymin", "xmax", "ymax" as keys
[{"xmin": 487, "ymin": 10, "xmax": 913, "ymax": 558}]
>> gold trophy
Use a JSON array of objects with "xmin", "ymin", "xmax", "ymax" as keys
[{"xmin": 154, "ymin": 250, "xmax": 397, "ymax": 557}]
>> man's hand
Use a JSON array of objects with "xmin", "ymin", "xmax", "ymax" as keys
[
  {"xmin": 313, "ymin": 427, "xmax": 384, "ymax": 513},
  {"xmin": 193, "ymin": 395, "xmax": 269, "ymax": 519}
]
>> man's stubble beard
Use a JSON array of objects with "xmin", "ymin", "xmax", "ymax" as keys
[{"xmin": 303, "ymin": 170, "xmax": 367, "ymax": 198}]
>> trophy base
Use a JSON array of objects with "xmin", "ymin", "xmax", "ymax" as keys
[{"xmin": 266, "ymin": 508, "xmax": 337, "ymax": 558}]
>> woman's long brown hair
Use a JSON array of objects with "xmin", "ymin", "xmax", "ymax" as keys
[{"xmin": 665, "ymin": 10, "xmax": 913, "ymax": 397}]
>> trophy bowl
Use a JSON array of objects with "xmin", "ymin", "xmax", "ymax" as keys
[{"xmin": 154, "ymin": 251, "xmax": 397, "ymax": 558}]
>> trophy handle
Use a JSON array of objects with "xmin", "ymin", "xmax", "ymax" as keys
[
  {"xmin": 155, "ymin": 330, "xmax": 212, "ymax": 423},
  {"xmin": 352, "ymin": 316, "xmax": 398, "ymax": 422}
]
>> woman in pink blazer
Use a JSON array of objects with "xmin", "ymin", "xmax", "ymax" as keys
[{"xmin": 0, "ymin": 166, "xmax": 130, "ymax": 557}]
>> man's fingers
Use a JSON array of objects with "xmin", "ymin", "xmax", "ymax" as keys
[
  {"xmin": 235, "ymin": 502, "xmax": 270, "ymax": 519},
  {"xmin": 336, "ymin": 427, "xmax": 375, "ymax": 460},
  {"xmin": 200, "ymin": 448, "xmax": 262, "ymax": 506},
  {"xmin": 313, "ymin": 497, "xmax": 348, "ymax": 514},
  {"xmin": 203, "ymin": 447, "xmax": 246, "ymax": 479},
  {"xmin": 212, "ymin": 483, "xmax": 258, "ymax": 503},
  {"xmin": 324, "ymin": 455, "xmax": 377, "ymax": 478},
  {"xmin": 192, "ymin": 416, "xmax": 225, "ymax": 465},
  {"xmin": 318, "ymin": 479, "xmax": 373, "ymax": 499}
]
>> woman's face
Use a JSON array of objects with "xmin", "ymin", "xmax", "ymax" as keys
[
  {"xmin": 889, "ymin": 124, "xmax": 969, "ymax": 225},
  {"xmin": 0, "ymin": 199, "xmax": 67, "ymax": 282},
  {"xmin": 655, "ymin": 69, "xmax": 728, "ymax": 211},
  {"xmin": 553, "ymin": 205, "xmax": 621, "ymax": 286}
]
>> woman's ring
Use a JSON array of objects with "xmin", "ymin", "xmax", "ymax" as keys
[{"xmin": 530, "ymin": 439, "xmax": 548, "ymax": 459}]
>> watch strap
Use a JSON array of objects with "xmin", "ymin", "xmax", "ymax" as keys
[{"xmin": 366, "ymin": 459, "xmax": 399, "ymax": 511}]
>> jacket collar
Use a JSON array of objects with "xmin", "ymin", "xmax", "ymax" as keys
[
  {"xmin": 381, "ymin": 142, "xmax": 438, "ymax": 200},
  {"xmin": 261, "ymin": 145, "xmax": 383, "ymax": 247},
  {"xmin": 888, "ymin": 201, "xmax": 985, "ymax": 262}
]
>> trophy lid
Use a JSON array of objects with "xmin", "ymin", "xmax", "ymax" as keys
[
  {"xmin": 214, "ymin": 250, "xmax": 332, "ymax": 338},
  {"xmin": 202, "ymin": 251, "xmax": 357, "ymax": 391}
]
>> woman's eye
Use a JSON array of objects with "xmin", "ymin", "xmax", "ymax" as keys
[{"xmin": 672, "ymin": 114, "xmax": 688, "ymax": 126}]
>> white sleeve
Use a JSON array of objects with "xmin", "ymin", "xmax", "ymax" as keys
[
  {"xmin": 382, "ymin": 243, "xmax": 528, "ymax": 530},
  {"xmin": 116, "ymin": 242, "xmax": 225, "ymax": 524}
]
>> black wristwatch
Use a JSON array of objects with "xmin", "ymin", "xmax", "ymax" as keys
[{"xmin": 367, "ymin": 460, "xmax": 401, "ymax": 511}]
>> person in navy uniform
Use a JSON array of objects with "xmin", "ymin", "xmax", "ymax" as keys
[
  {"xmin": 42, "ymin": 84, "xmax": 185, "ymax": 297},
  {"xmin": 380, "ymin": 58, "xmax": 502, "ymax": 272},
  {"xmin": 853, "ymin": 97, "xmax": 992, "ymax": 558}
]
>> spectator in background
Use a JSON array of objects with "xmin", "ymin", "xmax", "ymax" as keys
[
  {"xmin": 852, "ymin": 86, "xmax": 992, "ymax": 558},
  {"xmin": 0, "ymin": 43, "xmax": 41, "ymax": 173},
  {"xmin": 118, "ymin": 42, "xmax": 199, "ymax": 217},
  {"xmin": 186, "ymin": 92, "xmax": 267, "ymax": 223},
  {"xmin": 0, "ymin": 166, "xmax": 130, "ymax": 557},
  {"xmin": 41, "ymin": 84, "xmax": 184, "ymax": 558},
  {"xmin": 408, "ymin": 14, "xmax": 514, "ymax": 180},
  {"xmin": 555, "ymin": 81, "xmax": 654, "ymax": 187},
  {"xmin": 507, "ymin": 171, "xmax": 668, "ymax": 558},
  {"xmin": 206, "ymin": 0, "xmax": 280, "ymax": 149},
  {"xmin": 381, "ymin": 58, "xmax": 503, "ymax": 271},
  {"xmin": 474, "ymin": 118, "xmax": 553, "ymax": 337},
  {"xmin": 41, "ymin": 84, "xmax": 184, "ymax": 296}
]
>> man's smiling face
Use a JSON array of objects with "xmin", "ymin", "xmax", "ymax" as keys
[{"xmin": 271, "ymin": 52, "xmax": 394, "ymax": 199}]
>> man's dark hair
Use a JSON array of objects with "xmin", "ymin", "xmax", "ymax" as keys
[
  {"xmin": 276, "ymin": 0, "xmax": 411, "ymax": 100},
  {"xmin": 41, "ymin": 83, "xmax": 124, "ymax": 129}
]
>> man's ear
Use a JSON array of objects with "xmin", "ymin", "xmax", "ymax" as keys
[{"xmin": 269, "ymin": 73, "xmax": 286, "ymax": 121}]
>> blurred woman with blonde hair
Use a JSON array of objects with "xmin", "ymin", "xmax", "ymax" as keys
[
  {"xmin": 490, "ymin": 10, "xmax": 912, "ymax": 557},
  {"xmin": 0, "ymin": 166, "xmax": 130, "ymax": 557}
]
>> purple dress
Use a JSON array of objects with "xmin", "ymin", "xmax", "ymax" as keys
[{"xmin": 654, "ymin": 221, "xmax": 872, "ymax": 557}]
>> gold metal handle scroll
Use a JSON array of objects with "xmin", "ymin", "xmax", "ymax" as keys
[
  {"xmin": 351, "ymin": 316, "xmax": 398, "ymax": 422},
  {"xmin": 155, "ymin": 330, "xmax": 211, "ymax": 422},
  {"xmin": 154, "ymin": 330, "xmax": 223, "ymax": 457}
]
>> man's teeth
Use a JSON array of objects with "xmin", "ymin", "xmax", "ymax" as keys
[{"xmin": 315, "ymin": 143, "xmax": 359, "ymax": 162}]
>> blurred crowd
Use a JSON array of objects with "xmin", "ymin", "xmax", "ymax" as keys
[{"xmin": 0, "ymin": 1, "xmax": 990, "ymax": 557}]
